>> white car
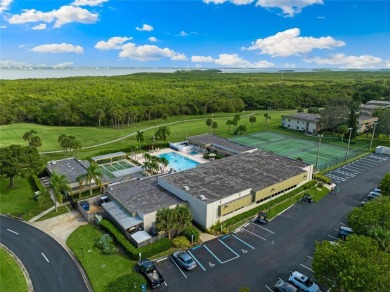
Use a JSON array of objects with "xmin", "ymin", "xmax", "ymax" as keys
[{"xmin": 288, "ymin": 271, "xmax": 320, "ymax": 292}]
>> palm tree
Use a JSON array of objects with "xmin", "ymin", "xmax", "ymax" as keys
[
  {"xmin": 211, "ymin": 121, "xmax": 218, "ymax": 134},
  {"xmin": 136, "ymin": 130, "xmax": 144, "ymax": 150},
  {"xmin": 156, "ymin": 208, "xmax": 175, "ymax": 239},
  {"xmin": 50, "ymin": 171, "xmax": 71, "ymax": 212},
  {"xmin": 77, "ymin": 162, "xmax": 103, "ymax": 197},
  {"xmin": 175, "ymin": 206, "xmax": 192, "ymax": 234},
  {"xmin": 337, "ymin": 124, "xmax": 350, "ymax": 142},
  {"xmin": 249, "ymin": 116, "xmax": 257, "ymax": 129},
  {"xmin": 96, "ymin": 109, "xmax": 105, "ymax": 127},
  {"xmin": 206, "ymin": 118, "xmax": 212, "ymax": 133},
  {"xmin": 157, "ymin": 156, "xmax": 169, "ymax": 173},
  {"xmin": 156, "ymin": 126, "xmax": 171, "ymax": 141},
  {"xmin": 226, "ymin": 120, "xmax": 233, "ymax": 134}
]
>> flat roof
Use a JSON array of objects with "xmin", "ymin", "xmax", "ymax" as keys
[
  {"xmin": 107, "ymin": 176, "xmax": 184, "ymax": 215},
  {"xmin": 187, "ymin": 134, "xmax": 255, "ymax": 154},
  {"xmin": 46, "ymin": 158, "xmax": 89, "ymax": 183},
  {"xmin": 282, "ymin": 112, "xmax": 320, "ymax": 122},
  {"xmin": 91, "ymin": 151, "xmax": 127, "ymax": 162},
  {"xmin": 160, "ymin": 150, "xmax": 308, "ymax": 203},
  {"xmin": 131, "ymin": 230, "xmax": 152, "ymax": 244}
]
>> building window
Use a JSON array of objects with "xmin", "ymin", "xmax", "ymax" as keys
[
  {"xmin": 288, "ymin": 125, "xmax": 290, "ymax": 128},
  {"xmin": 288, "ymin": 119, "xmax": 290, "ymax": 122}
]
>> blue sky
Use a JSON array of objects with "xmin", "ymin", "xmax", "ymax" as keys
[{"xmin": 1, "ymin": 0, "xmax": 389, "ymax": 69}]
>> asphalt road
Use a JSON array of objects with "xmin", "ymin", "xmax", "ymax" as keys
[
  {"xmin": 0, "ymin": 215, "xmax": 89, "ymax": 292},
  {"xmin": 154, "ymin": 153, "xmax": 390, "ymax": 292}
]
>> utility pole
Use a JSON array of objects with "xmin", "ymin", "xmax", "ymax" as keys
[{"xmin": 369, "ymin": 122, "xmax": 378, "ymax": 151}]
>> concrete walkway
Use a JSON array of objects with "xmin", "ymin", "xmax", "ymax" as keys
[{"xmin": 199, "ymin": 232, "xmax": 217, "ymax": 243}]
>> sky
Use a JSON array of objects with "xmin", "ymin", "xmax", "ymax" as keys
[{"xmin": 0, "ymin": 0, "xmax": 389, "ymax": 69}]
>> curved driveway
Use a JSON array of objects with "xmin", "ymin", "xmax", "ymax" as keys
[{"xmin": 0, "ymin": 215, "xmax": 89, "ymax": 292}]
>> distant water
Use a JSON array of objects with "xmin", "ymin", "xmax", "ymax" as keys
[{"xmin": 0, "ymin": 67, "xmax": 317, "ymax": 80}]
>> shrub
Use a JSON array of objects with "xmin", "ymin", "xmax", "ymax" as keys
[
  {"xmin": 96, "ymin": 234, "xmax": 118, "ymax": 255},
  {"xmin": 181, "ymin": 227, "xmax": 200, "ymax": 243},
  {"xmin": 105, "ymin": 273, "xmax": 146, "ymax": 292},
  {"xmin": 318, "ymin": 181, "xmax": 324, "ymax": 188},
  {"xmin": 172, "ymin": 236, "xmax": 190, "ymax": 248},
  {"xmin": 303, "ymin": 180, "xmax": 317, "ymax": 190},
  {"xmin": 314, "ymin": 174, "xmax": 331, "ymax": 184},
  {"xmin": 99, "ymin": 219, "xmax": 171, "ymax": 260}
]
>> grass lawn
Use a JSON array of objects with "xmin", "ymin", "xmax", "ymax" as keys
[
  {"xmin": 36, "ymin": 204, "xmax": 71, "ymax": 221},
  {"xmin": 0, "ymin": 248, "xmax": 28, "ymax": 292},
  {"xmin": 0, "ymin": 177, "xmax": 53, "ymax": 220},
  {"xmin": 67, "ymin": 224, "xmax": 137, "ymax": 292}
]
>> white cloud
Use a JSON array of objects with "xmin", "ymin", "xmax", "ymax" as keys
[
  {"xmin": 203, "ymin": 0, "xmax": 322, "ymax": 16},
  {"xmin": 284, "ymin": 63, "xmax": 296, "ymax": 68},
  {"xmin": 304, "ymin": 53, "xmax": 383, "ymax": 69},
  {"xmin": 53, "ymin": 62, "xmax": 74, "ymax": 68},
  {"xmin": 148, "ymin": 37, "xmax": 158, "ymax": 42},
  {"xmin": 31, "ymin": 43, "xmax": 84, "ymax": 54},
  {"xmin": 6, "ymin": 5, "xmax": 98, "ymax": 28},
  {"xmin": 32, "ymin": 23, "xmax": 46, "ymax": 30},
  {"xmin": 243, "ymin": 28, "xmax": 345, "ymax": 57},
  {"xmin": 95, "ymin": 36, "xmax": 132, "ymax": 50},
  {"xmin": 0, "ymin": 0, "xmax": 13, "ymax": 14},
  {"xmin": 178, "ymin": 31, "xmax": 188, "ymax": 37},
  {"xmin": 255, "ymin": 0, "xmax": 323, "ymax": 17},
  {"xmin": 384, "ymin": 60, "xmax": 390, "ymax": 69},
  {"xmin": 119, "ymin": 43, "xmax": 187, "ymax": 61},
  {"xmin": 0, "ymin": 59, "xmax": 32, "ymax": 67},
  {"xmin": 136, "ymin": 24, "xmax": 153, "ymax": 32},
  {"xmin": 1, "ymin": 25, "xmax": 6, "ymax": 28},
  {"xmin": 72, "ymin": 0, "xmax": 108, "ymax": 7},
  {"xmin": 191, "ymin": 53, "xmax": 274, "ymax": 68}
]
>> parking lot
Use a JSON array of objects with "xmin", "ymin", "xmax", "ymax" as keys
[
  {"xmin": 325, "ymin": 153, "xmax": 388, "ymax": 184},
  {"xmin": 148, "ymin": 153, "xmax": 389, "ymax": 291}
]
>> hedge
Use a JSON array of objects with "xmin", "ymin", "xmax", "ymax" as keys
[
  {"xmin": 181, "ymin": 227, "xmax": 200, "ymax": 242},
  {"xmin": 105, "ymin": 273, "xmax": 146, "ymax": 292},
  {"xmin": 99, "ymin": 219, "xmax": 171, "ymax": 260},
  {"xmin": 31, "ymin": 174, "xmax": 44, "ymax": 192},
  {"xmin": 314, "ymin": 173, "xmax": 331, "ymax": 184}
]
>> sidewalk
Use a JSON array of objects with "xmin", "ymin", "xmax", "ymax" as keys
[{"xmin": 199, "ymin": 232, "xmax": 217, "ymax": 243}]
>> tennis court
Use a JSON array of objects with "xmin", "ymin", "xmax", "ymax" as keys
[
  {"xmin": 99, "ymin": 160, "xmax": 134, "ymax": 178},
  {"xmin": 229, "ymin": 131, "xmax": 367, "ymax": 170}
]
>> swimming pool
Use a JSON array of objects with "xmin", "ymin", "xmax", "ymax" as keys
[
  {"xmin": 157, "ymin": 152, "xmax": 199, "ymax": 171},
  {"xmin": 188, "ymin": 150, "xmax": 200, "ymax": 156}
]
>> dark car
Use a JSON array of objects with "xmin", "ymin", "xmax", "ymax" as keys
[
  {"xmin": 149, "ymin": 227, "xmax": 158, "ymax": 237},
  {"xmin": 171, "ymin": 250, "xmax": 197, "ymax": 271},
  {"xmin": 256, "ymin": 211, "xmax": 269, "ymax": 225},
  {"xmin": 275, "ymin": 279, "xmax": 298, "ymax": 292},
  {"xmin": 136, "ymin": 259, "xmax": 164, "ymax": 289},
  {"xmin": 79, "ymin": 201, "xmax": 90, "ymax": 211},
  {"xmin": 300, "ymin": 194, "xmax": 312, "ymax": 203}
]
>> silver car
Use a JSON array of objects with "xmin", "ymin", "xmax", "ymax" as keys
[{"xmin": 172, "ymin": 250, "xmax": 197, "ymax": 271}]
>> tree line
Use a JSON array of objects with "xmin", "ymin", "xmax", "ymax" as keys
[{"xmin": 1, "ymin": 71, "xmax": 389, "ymax": 127}]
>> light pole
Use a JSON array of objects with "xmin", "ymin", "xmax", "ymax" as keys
[
  {"xmin": 211, "ymin": 113, "xmax": 214, "ymax": 134},
  {"xmin": 152, "ymin": 136, "xmax": 156, "ymax": 151},
  {"xmin": 315, "ymin": 135, "xmax": 323, "ymax": 170},
  {"xmin": 345, "ymin": 127, "xmax": 353, "ymax": 161},
  {"xmin": 369, "ymin": 122, "xmax": 378, "ymax": 151}
]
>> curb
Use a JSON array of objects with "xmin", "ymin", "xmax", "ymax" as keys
[
  {"xmin": 2, "ymin": 215, "xmax": 93, "ymax": 292},
  {"xmin": 0, "ymin": 243, "xmax": 34, "ymax": 292}
]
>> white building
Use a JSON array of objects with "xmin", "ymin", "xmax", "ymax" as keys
[{"xmin": 281, "ymin": 113, "xmax": 321, "ymax": 134}]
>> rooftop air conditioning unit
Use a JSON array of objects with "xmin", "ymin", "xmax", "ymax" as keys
[
  {"xmin": 184, "ymin": 186, "xmax": 190, "ymax": 191},
  {"xmin": 199, "ymin": 195, "xmax": 206, "ymax": 201}
]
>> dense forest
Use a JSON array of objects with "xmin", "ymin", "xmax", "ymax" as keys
[{"xmin": 1, "ymin": 71, "xmax": 389, "ymax": 126}]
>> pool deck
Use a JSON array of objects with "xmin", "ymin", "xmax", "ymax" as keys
[{"xmin": 135, "ymin": 147, "xmax": 208, "ymax": 174}]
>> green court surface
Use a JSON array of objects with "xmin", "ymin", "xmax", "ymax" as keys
[
  {"xmin": 99, "ymin": 160, "xmax": 134, "ymax": 178},
  {"xmin": 229, "ymin": 131, "xmax": 367, "ymax": 170}
]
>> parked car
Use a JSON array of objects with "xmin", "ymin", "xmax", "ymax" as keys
[
  {"xmin": 171, "ymin": 250, "xmax": 197, "ymax": 271},
  {"xmin": 300, "ymin": 194, "xmax": 313, "ymax": 203},
  {"xmin": 148, "ymin": 227, "xmax": 158, "ymax": 237},
  {"xmin": 288, "ymin": 271, "xmax": 320, "ymax": 292},
  {"xmin": 275, "ymin": 279, "xmax": 298, "ymax": 292},
  {"xmin": 367, "ymin": 191, "xmax": 381, "ymax": 200},
  {"xmin": 79, "ymin": 201, "xmax": 90, "ymax": 211},
  {"xmin": 338, "ymin": 226, "xmax": 353, "ymax": 240},
  {"xmin": 136, "ymin": 259, "xmax": 164, "ymax": 289},
  {"xmin": 256, "ymin": 211, "xmax": 269, "ymax": 225}
]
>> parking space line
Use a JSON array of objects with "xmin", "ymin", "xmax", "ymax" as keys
[
  {"xmin": 203, "ymin": 244, "xmax": 240, "ymax": 264},
  {"xmin": 265, "ymin": 285, "xmax": 273, "ymax": 291},
  {"xmin": 170, "ymin": 256, "xmax": 187, "ymax": 279},
  {"xmin": 357, "ymin": 160, "xmax": 378, "ymax": 166},
  {"xmin": 300, "ymin": 264, "xmax": 314, "ymax": 272},
  {"xmin": 364, "ymin": 157, "xmax": 382, "ymax": 163},
  {"xmin": 307, "ymin": 256, "xmax": 313, "ymax": 259},
  {"xmin": 333, "ymin": 228, "xmax": 339, "ymax": 231},
  {"xmin": 188, "ymin": 251, "xmax": 206, "ymax": 271},
  {"xmin": 334, "ymin": 170, "xmax": 355, "ymax": 177},
  {"xmin": 156, "ymin": 257, "xmax": 167, "ymax": 262},
  {"xmin": 341, "ymin": 166, "xmax": 360, "ymax": 173},
  {"xmin": 241, "ymin": 228, "xmax": 267, "ymax": 240},
  {"xmin": 218, "ymin": 238, "xmax": 240, "ymax": 257},
  {"xmin": 232, "ymin": 234, "xmax": 255, "ymax": 250},
  {"xmin": 250, "ymin": 222, "xmax": 275, "ymax": 234},
  {"xmin": 328, "ymin": 235, "xmax": 338, "ymax": 240},
  {"xmin": 343, "ymin": 164, "xmax": 365, "ymax": 171},
  {"xmin": 164, "ymin": 282, "xmax": 168, "ymax": 287}
]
